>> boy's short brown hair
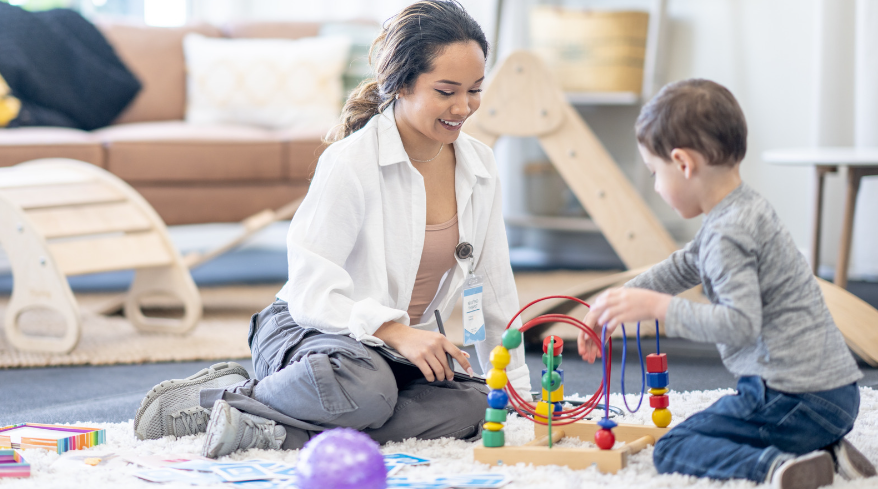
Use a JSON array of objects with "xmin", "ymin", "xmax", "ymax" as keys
[{"xmin": 635, "ymin": 79, "xmax": 747, "ymax": 166}]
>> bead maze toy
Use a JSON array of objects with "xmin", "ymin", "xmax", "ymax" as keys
[{"xmin": 473, "ymin": 296, "xmax": 671, "ymax": 474}]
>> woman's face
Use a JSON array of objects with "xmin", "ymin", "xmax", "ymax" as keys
[{"xmin": 396, "ymin": 40, "xmax": 485, "ymax": 145}]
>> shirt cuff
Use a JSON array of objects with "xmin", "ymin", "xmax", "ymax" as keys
[
  {"xmin": 507, "ymin": 363, "xmax": 533, "ymax": 401},
  {"xmin": 347, "ymin": 298, "xmax": 407, "ymax": 342}
]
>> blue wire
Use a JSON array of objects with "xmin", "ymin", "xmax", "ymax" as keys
[
  {"xmin": 619, "ymin": 322, "xmax": 645, "ymax": 412},
  {"xmin": 601, "ymin": 324, "xmax": 610, "ymax": 420}
]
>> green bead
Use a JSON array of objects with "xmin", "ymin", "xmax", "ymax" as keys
[
  {"xmin": 485, "ymin": 408, "xmax": 507, "ymax": 423},
  {"xmin": 541, "ymin": 370, "xmax": 562, "ymax": 391},
  {"xmin": 541, "ymin": 353, "xmax": 562, "ymax": 368},
  {"xmin": 482, "ymin": 429, "xmax": 505, "ymax": 447},
  {"xmin": 501, "ymin": 329, "xmax": 522, "ymax": 350}
]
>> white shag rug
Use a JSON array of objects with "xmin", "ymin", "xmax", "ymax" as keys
[{"xmin": 3, "ymin": 388, "xmax": 878, "ymax": 489}]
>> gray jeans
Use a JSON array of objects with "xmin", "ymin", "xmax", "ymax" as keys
[{"xmin": 200, "ymin": 300, "xmax": 489, "ymax": 450}]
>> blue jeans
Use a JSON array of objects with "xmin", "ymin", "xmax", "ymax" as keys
[{"xmin": 654, "ymin": 376, "xmax": 859, "ymax": 482}]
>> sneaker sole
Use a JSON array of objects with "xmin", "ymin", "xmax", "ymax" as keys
[
  {"xmin": 837, "ymin": 439, "xmax": 877, "ymax": 480},
  {"xmin": 134, "ymin": 361, "xmax": 249, "ymax": 440},
  {"xmin": 777, "ymin": 451, "xmax": 834, "ymax": 489}
]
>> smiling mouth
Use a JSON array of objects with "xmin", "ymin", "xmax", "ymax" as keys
[{"xmin": 439, "ymin": 118, "xmax": 464, "ymax": 130}]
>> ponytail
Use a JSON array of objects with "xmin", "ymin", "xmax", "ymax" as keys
[{"xmin": 326, "ymin": 79, "xmax": 392, "ymax": 143}]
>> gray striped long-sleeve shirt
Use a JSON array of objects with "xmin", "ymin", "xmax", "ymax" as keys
[{"xmin": 628, "ymin": 183, "xmax": 861, "ymax": 393}]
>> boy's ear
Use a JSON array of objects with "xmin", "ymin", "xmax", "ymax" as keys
[{"xmin": 669, "ymin": 148, "xmax": 695, "ymax": 179}]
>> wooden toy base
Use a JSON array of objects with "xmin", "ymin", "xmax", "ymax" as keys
[{"xmin": 473, "ymin": 420, "xmax": 670, "ymax": 474}]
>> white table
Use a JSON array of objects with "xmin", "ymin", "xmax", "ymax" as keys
[{"xmin": 763, "ymin": 147, "xmax": 878, "ymax": 288}]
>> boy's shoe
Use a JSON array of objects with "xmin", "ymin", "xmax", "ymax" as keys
[
  {"xmin": 828, "ymin": 438, "xmax": 877, "ymax": 480},
  {"xmin": 771, "ymin": 451, "xmax": 835, "ymax": 489},
  {"xmin": 134, "ymin": 361, "xmax": 249, "ymax": 440},
  {"xmin": 202, "ymin": 399, "xmax": 286, "ymax": 459}
]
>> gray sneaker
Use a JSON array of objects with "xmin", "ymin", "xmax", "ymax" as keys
[
  {"xmin": 830, "ymin": 438, "xmax": 877, "ymax": 480},
  {"xmin": 201, "ymin": 399, "xmax": 286, "ymax": 459},
  {"xmin": 772, "ymin": 451, "xmax": 835, "ymax": 489},
  {"xmin": 134, "ymin": 362, "xmax": 249, "ymax": 440}
]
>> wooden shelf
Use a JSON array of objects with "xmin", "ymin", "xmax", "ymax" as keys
[
  {"xmin": 505, "ymin": 214, "xmax": 599, "ymax": 233},
  {"xmin": 565, "ymin": 91, "xmax": 640, "ymax": 106}
]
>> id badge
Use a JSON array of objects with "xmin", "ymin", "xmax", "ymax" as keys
[{"xmin": 462, "ymin": 273, "xmax": 486, "ymax": 345}]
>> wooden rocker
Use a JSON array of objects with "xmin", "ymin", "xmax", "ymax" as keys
[
  {"xmin": 0, "ymin": 158, "xmax": 202, "ymax": 353},
  {"xmin": 465, "ymin": 50, "xmax": 878, "ymax": 366}
]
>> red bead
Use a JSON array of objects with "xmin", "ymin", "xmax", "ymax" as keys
[
  {"xmin": 649, "ymin": 394, "xmax": 670, "ymax": 408},
  {"xmin": 646, "ymin": 353, "xmax": 668, "ymax": 373},
  {"xmin": 594, "ymin": 428, "xmax": 615, "ymax": 450},
  {"xmin": 542, "ymin": 335, "xmax": 563, "ymax": 355}
]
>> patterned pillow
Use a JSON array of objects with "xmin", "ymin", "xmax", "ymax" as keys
[{"xmin": 183, "ymin": 33, "xmax": 351, "ymax": 129}]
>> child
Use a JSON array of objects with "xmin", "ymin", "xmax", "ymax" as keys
[{"xmin": 577, "ymin": 79, "xmax": 875, "ymax": 489}]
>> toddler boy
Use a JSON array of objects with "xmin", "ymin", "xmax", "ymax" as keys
[{"xmin": 578, "ymin": 79, "xmax": 874, "ymax": 489}]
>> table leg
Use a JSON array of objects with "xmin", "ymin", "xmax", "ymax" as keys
[
  {"xmin": 811, "ymin": 166, "xmax": 835, "ymax": 275},
  {"xmin": 836, "ymin": 168, "xmax": 866, "ymax": 289}
]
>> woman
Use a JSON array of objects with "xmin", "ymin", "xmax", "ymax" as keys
[{"xmin": 133, "ymin": 0, "xmax": 532, "ymax": 457}]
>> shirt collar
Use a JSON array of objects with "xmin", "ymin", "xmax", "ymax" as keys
[{"xmin": 376, "ymin": 103, "xmax": 492, "ymax": 180}]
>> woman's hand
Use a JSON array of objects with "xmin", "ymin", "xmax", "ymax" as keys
[
  {"xmin": 374, "ymin": 321, "xmax": 474, "ymax": 382},
  {"xmin": 577, "ymin": 287, "xmax": 672, "ymax": 363}
]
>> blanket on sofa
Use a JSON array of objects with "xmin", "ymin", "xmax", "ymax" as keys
[{"xmin": 0, "ymin": 3, "xmax": 140, "ymax": 130}]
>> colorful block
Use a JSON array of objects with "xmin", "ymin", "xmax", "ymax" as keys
[
  {"xmin": 649, "ymin": 394, "xmax": 669, "ymax": 409},
  {"xmin": 486, "ymin": 369, "xmax": 508, "ymax": 390},
  {"xmin": 487, "ymin": 389, "xmax": 508, "ymax": 409},
  {"xmin": 542, "ymin": 385, "xmax": 564, "ymax": 402},
  {"xmin": 501, "ymin": 329, "xmax": 522, "ymax": 350},
  {"xmin": 0, "ymin": 424, "xmax": 105, "ymax": 454},
  {"xmin": 489, "ymin": 346, "xmax": 510, "ymax": 369},
  {"xmin": 482, "ymin": 429, "xmax": 505, "ymax": 447},
  {"xmin": 646, "ymin": 371, "xmax": 669, "ymax": 389},
  {"xmin": 485, "ymin": 408, "xmax": 507, "ymax": 423},
  {"xmin": 646, "ymin": 353, "xmax": 668, "ymax": 373},
  {"xmin": 0, "ymin": 450, "xmax": 29, "ymax": 478},
  {"xmin": 648, "ymin": 387, "xmax": 668, "ymax": 396},
  {"xmin": 535, "ymin": 401, "xmax": 552, "ymax": 417},
  {"xmin": 542, "ymin": 335, "xmax": 563, "ymax": 356},
  {"xmin": 541, "ymin": 353, "xmax": 562, "ymax": 368},
  {"xmin": 483, "ymin": 422, "xmax": 504, "ymax": 432}
]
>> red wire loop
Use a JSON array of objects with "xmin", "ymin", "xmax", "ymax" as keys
[{"xmin": 502, "ymin": 296, "xmax": 612, "ymax": 425}]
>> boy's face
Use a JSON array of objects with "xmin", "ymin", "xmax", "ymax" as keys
[{"xmin": 638, "ymin": 144, "xmax": 702, "ymax": 219}]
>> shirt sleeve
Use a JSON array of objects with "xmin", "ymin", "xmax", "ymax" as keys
[
  {"xmin": 282, "ymin": 154, "xmax": 407, "ymax": 343},
  {"xmin": 474, "ymin": 173, "xmax": 533, "ymax": 397},
  {"xmin": 625, "ymin": 239, "xmax": 702, "ymax": 295},
  {"xmin": 663, "ymin": 228, "xmax": 763, "ymax": 347}
]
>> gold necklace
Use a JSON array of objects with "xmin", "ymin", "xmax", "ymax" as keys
[{"xmin": 408, "ymin": 143, "xmax": 444, "ymax": 163}]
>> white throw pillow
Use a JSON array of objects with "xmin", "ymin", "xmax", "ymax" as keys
[{"xmin": 183, "ymin": 33, "xmax": 351, "ymax": 129}]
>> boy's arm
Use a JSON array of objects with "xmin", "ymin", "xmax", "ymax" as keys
[
  {"xmin": 664, "ymin": 230, "xmax": 763, "ymax": 346},
  {"xmin": 625, "ymin": 241, "xmax": 702, "ymax": 295}
]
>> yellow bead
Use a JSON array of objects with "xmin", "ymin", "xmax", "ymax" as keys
[
  {"xmin": 486, "ymin": 368, "xmax": 508, "ymax": 390},
  {"xmin": 652, "ymin": 408, "xmax": 672, "ymax": 428},
  {"xmin": 542, "ymin": 385, "xmax": 564, "ymax": 403},
  {"xmin": 649, "ymin": 387, "xmax": 669, "ymax": 396},
  {"xmin": 489, "ymin": 346, "xmax": 511, "ymax": 369},
  {"xmin": 483, "ymin": 422, "xmax": 504, "ymax": 431},
  {"xmin": 535, "ymin": 401, "xmax": 551, "ymax": 417}
]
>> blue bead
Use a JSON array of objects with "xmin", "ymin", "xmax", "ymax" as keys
[
  {"xmin": 487, "ymin": 389, "xmax": 508, "ymax": 409},
  {"xmin": 553, "ymin": 402, "xmax": 563, "ymax": 412},
  {"xmin": 597, "ymin": 418, "xmax": 617, "ymax": 429},
  {"xmin": 647, "ymin": 372, "xmax": 670, "ymax": 388}
]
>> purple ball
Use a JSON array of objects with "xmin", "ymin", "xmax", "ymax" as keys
[{"xmin": 296, "ymin": 428, "xmax": 387, "ymax": 489}]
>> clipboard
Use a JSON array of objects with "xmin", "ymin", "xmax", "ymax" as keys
[{"xmin": 373, "ymin": 345, "xmax": 486, "ymax": 384}]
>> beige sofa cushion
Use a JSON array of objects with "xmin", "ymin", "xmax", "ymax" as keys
[
  {"xmin": 96, "ymin": 121, "xmax": 287, "ymax": 183},
  {"xmin": 0, "ymin": 127, "xmax": 103, "ymax": 168},
  {"xmin": 222, "ymin": 21, "xmax": 321, "ymax": 40},
  {"xmin": 98, "ymin": 23, "xmax": 222, "ymax": 124}
]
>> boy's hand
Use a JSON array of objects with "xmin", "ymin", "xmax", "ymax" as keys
[{"xmin": 577, "ymin": 287, "xmax": 672, "ymax": 363}]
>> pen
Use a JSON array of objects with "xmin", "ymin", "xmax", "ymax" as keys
[{"xmin": 434, "ymin": 309, "xmax": 456, "ymax": 375}]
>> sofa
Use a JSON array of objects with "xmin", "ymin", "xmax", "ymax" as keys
[{"xmin": 0, "ymin": 21, "xmax": 341, "ymax": 225}]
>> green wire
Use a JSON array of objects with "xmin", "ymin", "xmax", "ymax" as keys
[{"xmin": 547, "ymin": 337, "xmax": 554, "ymax": 449}]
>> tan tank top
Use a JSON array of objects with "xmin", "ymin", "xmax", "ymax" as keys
[{"xmin": 407, "ymin": 214, "xmax": 460, "ymax": 325}]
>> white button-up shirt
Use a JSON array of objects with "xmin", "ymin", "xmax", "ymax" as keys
[{"xmin": 277, "ymin": 106, "xmax": 531, "ymax": 393}]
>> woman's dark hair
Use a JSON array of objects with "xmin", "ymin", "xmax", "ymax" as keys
[
  {"xmin": 635, "ymin": 79, "xmax": 747, "ymax": 166},
  {"xmin": 326, "ymin": 0, "xmax": 488, "ymax": 143}
]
